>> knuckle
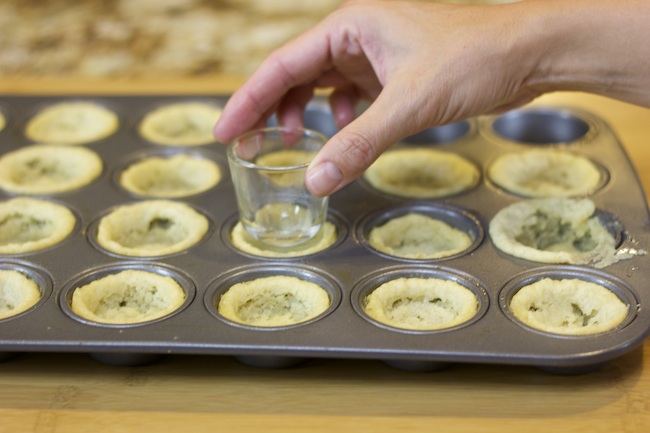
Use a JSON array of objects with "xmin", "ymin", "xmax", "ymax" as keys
[
  {"xmin": 337, "ymin": 131, "xmax": 377, "ymax": 174},
  {"xmin": 263, "ymin": 50, "xmax": 299, "ymax": 93}
]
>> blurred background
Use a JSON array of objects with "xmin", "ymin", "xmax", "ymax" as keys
[{"xmin": 0, "ymin": 0, "xmax": 517, "ymax": 80}]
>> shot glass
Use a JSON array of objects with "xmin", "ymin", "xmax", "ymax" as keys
[{"xmin": 227, "ymin": 126, "xmax": 329, "ymax": 247}]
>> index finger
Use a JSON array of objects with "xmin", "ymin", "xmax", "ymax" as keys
[{"xmin": 213, "ymin": 23, "xmax": 335, "ymax": 143}]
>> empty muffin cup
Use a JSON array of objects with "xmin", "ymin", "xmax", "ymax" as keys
[
  {"xmin": 400, "ymin": 120, "xmax": 473, "ymax": 144},
  {"xmin": 267, "ymin": 100, "xmax": 339, "ymax": 138},
  {"xmin": 487, "ymin": 107, "xmax": 594, "ymax": 145}
]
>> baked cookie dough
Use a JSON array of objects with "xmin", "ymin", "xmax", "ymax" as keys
[
  {"xmin": 119, "ymin": 154, "xmax": 221, "ymax": 198},
  {"xmin": 363, "ymin": 277, "xmax": 479, "ymax": 331},
  {"xmin": 70, "ymin": 270, "xmax": 186, "ymax": 325},
  {"xmin": 96, "ymin": 200, "xmax": 209, "ymax": 257},
  {"xmin": 0, "ymin": 144, "xmax": 103, "ymax": 194},
  {"xmin": 218, "ymin": 275, "xmax": 330, "ymax": 327},
  {"xmin": 255, "ymin": 149, "xmax": 316, "ymax": 167},
  {"xmin": 0, "ymin": 198, "xmax": 76, "ymax": 254},
  {"xmin": 0, "ymin": 269, "xmax": 42, "ymax": 320},
  {"xmin": 230, "ymin": 220, "xmax": 337, "ymax": 257},
  {"xmin": 250, "ymin": 148, "xmax": 318, "ymax": 188},
  {"xmin": 488, "ymin": 149, "xmax": 601, "ymax": 197},
  {"xmin": 363, "ymin": 148, "xmax": 479, "ymax": 198},
  {"xmin": 509, "ymin": 278, "xmax": 629, "ymax": 335},
  {"xmin": 138, "ymin": 102, "xmax": 222, "ymax": 146},
  {"xmin": 489, "ymin": 197, "xmax": 626, "ymax": 268},
  {"xmin": 368, "ymin": 213, "xmax": 472, "ymax": 259},
  {"xmin": 24, "ymin": 101, "xmax": 118, "ymax": 145}
]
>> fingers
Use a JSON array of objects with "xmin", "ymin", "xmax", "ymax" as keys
[
  {"xmin": 276, "ymin": 84, "xmax": 316, "ymax": 129},
  {"xmin": 329, "ymin": 85, "xmax": 360, "ymax": 129},
  {"xmin": 306, "ymin": 86, "xmax": 421, "ymax": 197},
  {"xmin": 213, "ymin": 23, "xmax": 334, "ymax": 143}
]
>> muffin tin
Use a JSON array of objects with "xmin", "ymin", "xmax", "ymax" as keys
[{"xmin": 1, "ymin": 95, "xmax": 649, "ymax": 373}]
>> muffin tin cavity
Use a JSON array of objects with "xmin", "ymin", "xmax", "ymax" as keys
[
  {"xmin": 0, "ymin": 197, "xmax": 79, "ymax": 255},
  {"xmin": 0, "ymin": 96, "xmax": 648, "ymax": 372},
  {"xmin": 136, "ymin": 100, "xmax": 224, "ymax": 146},
  {"xmin": 356, "ymin": 203, "xmax": 483, "ymax": 261},
  {"xmin": 486, "ymin": 149, "xmax": 609, "ymax": 198},
  {"xmin": 362, "ymin": 147, "xmax": 481, "ymax": 198},
  {"xmin": 87, "ymin": 200, "xmax": 212, "ymax": 259},
  {"xmin": 352, "ymin": 266, "xmax": 489, "ymax": 333},
  {"xmin": 222, "ymin": 211, "xmax": 348, "ymax": 259},
  {"xmin": 484, "ymin": 106, "xmax": 596, "ymax": 145},
  {"xmin": 0, "ymin": 261, "xmax": 52, "ymax": 321},
  {"xmin": 0, "ymin": 144, "xmax": 104, "ymax": 195},
  {"xmin": 59, "ymin": 262, "xmax": 195, "ymax": 327},
  {"xmin": 23, "ymin": 100, "xmax": 120, "ymax": 145},
  {"xmin": 499, "ymin": 266, "xmax": 637, "ymax": 337},
  {"xmin": 268, "ymin": 99, "xmax": 339, "ymax": 138},
  {"xmin": 204, "ymin": 264, "xmax": 341, "ymax": 330},
  {"xmin": 114, "ymin": 148, "xmax": 226, "ymax": 199},
  {"xmin": 401, "ymin": 119, "xmax": 474, "ymax": 145},
  {"xmin": 489, "ymin": 197, "xmax": 627, "ymax": 268}
]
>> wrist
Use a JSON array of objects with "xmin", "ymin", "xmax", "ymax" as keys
[{"xmin": 520, "ymin": 0, "xmax": 650, "ymax": 105}]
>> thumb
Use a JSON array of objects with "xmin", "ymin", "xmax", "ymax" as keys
[{"xmin": 305, "ymin": 89, "xmax": 423, "ymax": 197}]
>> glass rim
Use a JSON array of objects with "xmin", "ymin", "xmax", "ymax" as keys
[{"xmin": 227, "ymin": 126, "xmax": 328, "ymax": 171}]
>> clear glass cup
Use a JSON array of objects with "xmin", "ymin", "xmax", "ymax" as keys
[{"xmin": 227, "ymin": 126, "xmax": 329, "ymax": 247}]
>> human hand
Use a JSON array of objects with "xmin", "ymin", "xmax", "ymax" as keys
[{"xmin": 213, "ymin": 0, "xmax": 650, "ymax": 197}]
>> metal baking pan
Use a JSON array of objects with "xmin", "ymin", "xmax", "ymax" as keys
[{"xmin": 1, "ymin": 95, "xmax": 649, "ymax": 374}]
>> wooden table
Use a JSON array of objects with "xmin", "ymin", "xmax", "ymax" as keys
[{"xmin": 1, "ymin": 78, "xmax": 650, "ymax": 433}]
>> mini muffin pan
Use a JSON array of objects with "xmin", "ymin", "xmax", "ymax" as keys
[{"xmin": 1, "ymin": 95, "xmax": 649, "ymax": 374}]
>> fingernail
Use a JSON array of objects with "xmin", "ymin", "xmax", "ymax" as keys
[
  {"xmin": 212, "ymin": 121, "xmax": 228, "ymax": 142},
  {"xmin": 306, "ymin": 162, "xmax": 343, "ymax": 197}
]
